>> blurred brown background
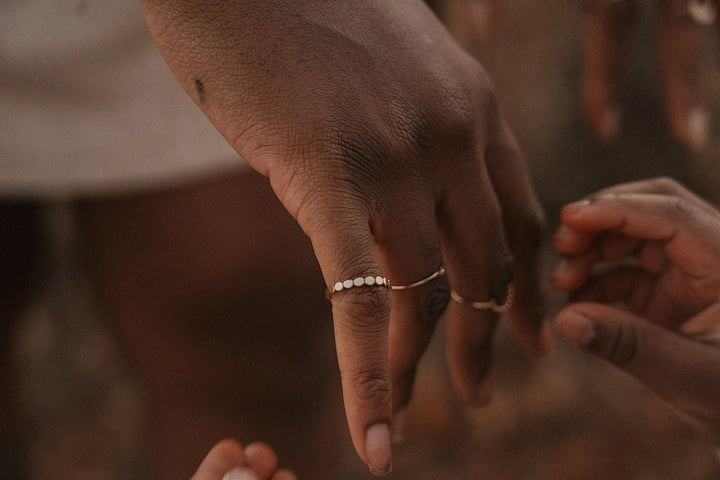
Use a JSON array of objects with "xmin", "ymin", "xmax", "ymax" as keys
[{"xmin": 7, "ymin": 0, "xmax": 720, "ymax": 479}]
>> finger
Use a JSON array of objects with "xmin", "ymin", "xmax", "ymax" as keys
[
  {"xmin": 307, "ymin": 204, "xmax": 392, "ymax": 476},
  {"xmin": 551, "ymin": 249, "xmax": 602, "ymax": 291},
  {"xmin": 244, "ymin": 443, "xmax": 279, "ymax": 480},
  {"xmin": 551, "ymin": 233, "xmax": 645, "ymax": 291},
  {"xmin": 681, "ymin": 302, "xmax": 720, "ymax": 342},
  {"xmin": 466, "ymin": 0, "xmax": 502, "ymax": 37},
  {"xmin": 593, "ymin": 177, "xmax": 718, "ymax": 216},
  {"xmin": 438, "ymin": 150, "xmax": 514, "ymax": 406},
  {"xmin": 657, "ymin": 0, "xmax": 709, "ymax": 151},
  {"xmin": 567, "ymin": 265, "xmax": 656, "ymax": 314},
  {"xmin": 272, "ymin": 471, "xmax": 298, "ymax": 480},
  {"xmin": 553, "ymin": 224, "xmax": 597, "ymax": 255},
  {"xmin": 485, "ymin": 121, "xmax": 549, "ymax": 354},
  {"xmin": 372, "ymin": 193, "xmax": 449, "ymax": 413},
  {"xmin": 560, "ymin": 193, "xmax": 720, "ymax": 274},
  {"xmin": 581, "ymin": 0, "xmax": 638, "ymax": 141},
  {"xmin": 555, "ymin": 303, "xmax": 720, "ymax": 432},
  {"xmin": 191, "ymin": 439, "xmax": 246, "ymax": 480}
]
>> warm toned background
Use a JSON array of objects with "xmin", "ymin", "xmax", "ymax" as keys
[{"xmin": 9, "ymin": 0, "xmax": 720, "ymax": 478}]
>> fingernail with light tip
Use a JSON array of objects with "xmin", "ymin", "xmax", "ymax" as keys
[
  {"xmin": 366, "ymin": 423, "xmax": 392, "ymax": 476},
  {"xmin": 687, "ymin": 107, "xmax": 709, "ymax": 153},
  {"xmin": 552, "ymin": 224, "xmax": 572, "ymax": 242},
  {"xmin": 562, "ymin": 200, "xmax": 590, "ymax": 215},
  {"xmin": 391, "ymin": 409, "xmax": 408, "ymax": 444},
  {"xmin": 223, "ymin": 468, "xmax": 258, "ymax": 480},
  {"xmin": 555, "ymin": 311, "xmax": 596, "ymax": 347}
]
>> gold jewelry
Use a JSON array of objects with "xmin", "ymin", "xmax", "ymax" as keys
[
  {"xmin": 327, "ymin": 265, "xmax": 446, "ymax": 299},
  {"xmin": 450, "ymin": 282, "xmax": 515, "ymax": 314},
  {"xmin": 390, "ymin": 265, "xmax": 446, "ymax": 291}
]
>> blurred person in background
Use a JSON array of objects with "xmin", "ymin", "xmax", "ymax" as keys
[{"xmin": 433, "ymin": 0, "xmax": 718, "ymax": 152}]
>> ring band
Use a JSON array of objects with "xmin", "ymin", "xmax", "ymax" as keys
[
  {"xmin": 390, "ymin": 265, "xmax": 446, "ymax": 291},
  {"xmin": 327, "ymin": 275, "xmax": 390, "ymax": 298},
  {"xmin": 450, "ymin": 282, "xmax": 515, "ymax": 314},
  {"xmin": 327, "ymin": 265, "xmax": 446, "ymax": 299}
]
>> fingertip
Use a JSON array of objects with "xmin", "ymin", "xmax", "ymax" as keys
[
  {"xmin": 391, "ymin": 408, "xmax": 409, "ymax": 445},
  {"xmin": 365, "ymin": 423, "xmax": 392, "ymax": 476},
  {"xmin": 561, "ymin": 200, "xmax": 591, "ymax": 217},
  {"xmin": 685, "ymin": 107, "xmax": 709, "ymax": 153},
  {"xmin": 554, "ymin": 309, "xmax": 596, "ymax": 348},
  {"xmin": 272, "ymin": 470, "xmax": 298, "ymax": 480},
  {"xmin": 244, "ymin": 442, "xmax": 278, "ymax": 479}
]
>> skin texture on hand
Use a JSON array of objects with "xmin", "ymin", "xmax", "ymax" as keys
[
  {"xmin": 140, "ymin": 0, "xmax": 545, "ymax": 474},
  {"xmin": 553, "ymin": 177, "xmax": 720, "ymax": 440}
]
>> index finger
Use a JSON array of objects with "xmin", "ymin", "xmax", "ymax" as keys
[
  {"xmin": 560, "ymin": 192, "xmax": 720, "ymax": 273},
  {"xmin": 307, "ymin": 203, "xmax": 393, "ymax": 476}
]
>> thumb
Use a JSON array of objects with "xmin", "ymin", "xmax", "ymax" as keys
[{"xmin": 554, "ymin": 303, "xmax": 720, "ymax": 435}]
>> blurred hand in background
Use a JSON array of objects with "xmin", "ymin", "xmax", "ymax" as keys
[{"xmin": 552, "ymin": 177, "xmax": 720, "ymax": 440}]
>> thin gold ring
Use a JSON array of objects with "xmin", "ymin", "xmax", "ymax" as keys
[
  {"xmin": 390, "ymin": 265, "xmax": 446, "ymax": 291},
  {"xmin": 450, "ymin": 282, "xmax": 515, "ymax": 314},
  {"xmin": 327, "ymin": 265, "xmax": 446, "ymax": 299}
]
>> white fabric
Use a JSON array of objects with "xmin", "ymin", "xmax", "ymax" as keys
[{"xmin": 0, "ymin": 0, "xmax": 245, "ymax": 198}]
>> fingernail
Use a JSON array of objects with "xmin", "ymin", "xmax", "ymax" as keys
[
  {"xmin": 562, "ymin": 200, "xmax": 590, "ymax": 215},
  {"xmin": 391, "ymin": 409, "xmax": 408, "ymax": 444},
  {"xmin": 555, "ymin": 310, "xmax": 596, "ymax": 347},
  {"xmin": 365, "ymin": 423, "xmax": 392, "ymax": 476},
  {"xmin": 552, "ymin": 224, "xmax": 572, "ymax": 242},
  {"xmin": 223, "ymin": 468, "xmax": 258, "ymax": 480},
  {"xmin": 687, "ymin": 107, "xmax": 709, "ymax": 153},
  {"xmin": 598, "ymin": 106, "xmax": 620, "ymax": 142}
]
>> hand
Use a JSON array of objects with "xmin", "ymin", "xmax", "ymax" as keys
[
  {"xmin": 552, "ymin": 176, "xmax": 720, "ymax": 328},
  {"xmin": 581, "ymin": 0, "xmax": 716, "ymax": 151},
  {"xmin": 142, "ymin": 0, "xmax": 546, "ymax": 474},
  {"xmin": 552, "ymin": 177, "xmax": 720, "ymax": 438},
  {"xmin": 191, "ymin": 440, "xmax": 296, "ymax": 480}
]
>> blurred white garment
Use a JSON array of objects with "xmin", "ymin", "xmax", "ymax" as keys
[{"xmin": 0, "ymin": 0, "xmax": 244, "ymax": 198}]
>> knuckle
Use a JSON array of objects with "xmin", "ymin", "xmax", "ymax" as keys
[
  {"xmin": 347, "ymin": 370, "xmax": 392, "ymax": 406},
  {"xmin": 507, "ymin": 205, "xmax": 545, "ymax": 256},
  {"xmin": 338, "ymin": 287, "xmax": 391, "ymax": 334},
  {"xmin": 667, "ymin": 196, "xmax": 692, "ymax": 221},
  {"xmin": 413, "ymin": 281, "xmax": 451, "ymax": 330},
  {"xmin": 603, "ymin": 322, "xmax": 639, "ymax": 367},
  {"xmin": 650, "ymin": 176, "xmax": 682, "ymax": 195}
]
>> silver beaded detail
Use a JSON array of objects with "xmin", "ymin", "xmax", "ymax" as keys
[{"xmin": 328, "ymin": 274, "xmax": 390, "ymax": 297}]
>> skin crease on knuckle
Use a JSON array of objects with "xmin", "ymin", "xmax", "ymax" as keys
[
  {"xmin": 335, "ymin": 287, "xmax": 391, "ymax": 337},
  {"xmin": 590, "ymin": 321, "xmax": 639, "ymax": 367}
]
